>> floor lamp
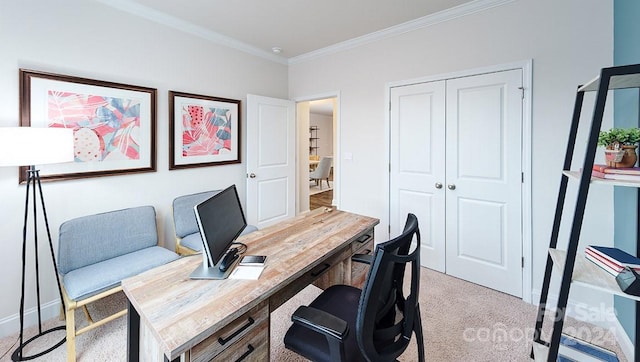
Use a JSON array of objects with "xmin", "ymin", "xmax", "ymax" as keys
[{"xmin": 0, "ymin": 127, "xmax": 74, "ymax": 361}]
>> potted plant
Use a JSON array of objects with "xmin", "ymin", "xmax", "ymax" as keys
[{"xmin": 598, "ymin": 127, "xmax": 640, "ymax": 167}]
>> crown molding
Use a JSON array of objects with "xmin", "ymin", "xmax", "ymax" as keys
[
  {"xmin": 94, "ymin": 0, "xmax": 289, "ymax": 65},
  {"xmin": 288, "ymin": 0, "xmax": 517, "ymax": 65},
  {"xmin": 95, "ymin": 0, "xmax": 514, "ymax": 66}
]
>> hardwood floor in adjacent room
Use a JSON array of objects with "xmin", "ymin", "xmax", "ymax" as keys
[{"xmin": 310, "ymin": 189, "xmax": 333, "ymax": 210}]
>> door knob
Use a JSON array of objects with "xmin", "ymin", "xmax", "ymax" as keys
[
  {"xmin": 447, "ymin": 184, "xmax": 456, "ymax": 190},
  {"xmin": 249, "ymin": 173, "xmax": 256, "ymax": 178},
  {"xmin": 435, "ymin": 182, "xmax": 443, "ymax": 189}
]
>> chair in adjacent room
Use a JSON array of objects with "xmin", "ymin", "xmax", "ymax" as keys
[
  {"xmin": 309, "ymin": 156, "xmax": 333, "ymax": 189},
  {"xmin": 284, "ymin": 213, "xmax": 424, "ymax": 362}
]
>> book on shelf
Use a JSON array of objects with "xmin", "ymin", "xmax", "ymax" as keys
[
  {"xmin": 591, "ymin": 169, "xmax": 606, "ymax": 178},
  {"xmin": 593, "ymin": 164, "xmax": 640, "ymax": 175},
  {"xmin": 587, "ymin": 245, "xmax": 640, "ymax": 269},
  {"xmin": 589, "ymin": 169, "xmax": 640, "ymax": 181},
  {"xmin": 602, "ymin": 173, "xmax": 640, "ymax": 181},
  {"xmin": 584, "ymin": 250, "xmax": 624, "ymax": 276}
]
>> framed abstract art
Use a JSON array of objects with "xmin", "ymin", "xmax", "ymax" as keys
[
  {"xmin": 19, "ymin": 69, "xmax": 157, "ymax": 183},
  {"xmin": 169, "ymin": 91, "xmax": 241, "ymax": 169}
]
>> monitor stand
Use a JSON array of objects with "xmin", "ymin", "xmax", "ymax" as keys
[{"xmin": 190, "ymin": 252, "xmax": 238, "ymax": 280}]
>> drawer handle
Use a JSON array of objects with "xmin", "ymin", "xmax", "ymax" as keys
[
  {"xmin": 235, "ymin": 344, "xmax": 255, "ymax": 362},
  {"xmin": 311, "ymin": 263, "xmax": 330, "ymax": 277},
  {"xmin": 218, "ymin": 317, "xmax": 255, "ymax": 345},
  {"xmin": 357, "ymin": 234, "xmax": 372, "ymax": 243}
]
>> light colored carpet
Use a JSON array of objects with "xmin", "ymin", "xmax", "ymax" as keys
[{"xmin": 0, "ymin": 267, "xmax": 627, "ymax": 361}]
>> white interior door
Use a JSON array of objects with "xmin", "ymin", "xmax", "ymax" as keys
[
  {"xmin": 389, "ymin": 81, "xmax": 446, "ymax": 272},
  {"xmin": 246, "ymin": 94, "xmax": 296, "ymax": 229},
  {"xmin": 389, "ymin": 69, "xmax": 523, "ymax": 297},
  {"xmin": 445, "ymin": 70, "xmax": 523, "ymax": 298}
]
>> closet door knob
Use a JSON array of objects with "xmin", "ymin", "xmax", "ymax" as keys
[
  {"xmin": 447, "ymin": 184, "xmax": 456, "ymax": 190},
  {"xmin": 435, "ymin": 182, "xmax": 443, "ymax": 189},
  {"xmin": 249, "ymin": 173, "xmax": 256, "ymax": 178}
]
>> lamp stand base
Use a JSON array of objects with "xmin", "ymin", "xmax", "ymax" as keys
[
  {"xmin": 11, "ymin": 326, "xmax": 66, "ymax": 361},
  {"xmin": 11, "ymin": 167, "xmax": 68, "ymax": 361}
]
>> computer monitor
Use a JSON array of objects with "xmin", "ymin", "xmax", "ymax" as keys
[{"xmin": 190, "ymin": 184, "xmax": 247, "ymax": 279}]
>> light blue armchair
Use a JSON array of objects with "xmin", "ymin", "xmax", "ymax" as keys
[
  {"xmin": 57, "ymin": 206, "xmax": 179, "ymax": 362},
  {"xmin": 172, "ymin": 190, "xmax": 258, "ymax": 255}
]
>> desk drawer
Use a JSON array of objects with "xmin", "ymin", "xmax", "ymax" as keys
[
  {"xmin": 351, "ymin": 229, "xmax": 374, "ymax": 254},
  {"xmin": 271, "ymin": 245, "xmax": 350, "ymax": 310},
  {"xmin": 351, "ymin": 238, "xmax": 374, "ymax": 289},
  {"xmin": 190, "ymin": 301, "xmax": 268, "ymax": 362},
  {"xmin": 312, "ymin": 245, "xmax": 351, "ymax": 290},
  {"xmin": 209, "ymin": 321, "xmax": 268, "ymax": 361}
]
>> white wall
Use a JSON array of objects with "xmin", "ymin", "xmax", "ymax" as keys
[
  {"xmin": 310, "ymin": 113, "xmax": 333, "ymax": 158},
  {"xmin": 289, "ymin": 0, "xmax": 615, "ymax": 310},
  {"xmin": 0, "ymin": 0, "xmax": 288, "ymax": 336}
]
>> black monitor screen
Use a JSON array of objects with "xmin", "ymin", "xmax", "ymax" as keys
[{"xmin": 194, "ymin": 185, "xmax": 247, "ymax": 267}]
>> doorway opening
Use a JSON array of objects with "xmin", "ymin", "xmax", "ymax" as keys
[{"xmin": 296, "ymin": 97, "xmax": 337, "ymax": 212}]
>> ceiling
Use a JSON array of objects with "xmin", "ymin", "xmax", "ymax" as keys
[
  {"xmin": 96, "ymin": 0, "xmax": 505, "ymax": 115},
  {"xmin": 98, "ymin": 0, "xmax": 479, "ymax": 62},
  {"xmin": 309, "ymin": 99, "xmax": 335, "ymax": 116}
]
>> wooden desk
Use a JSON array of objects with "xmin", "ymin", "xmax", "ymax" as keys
[{"xmin": 122, "ymin": 208, "xmax": 378, "ymax": 361}]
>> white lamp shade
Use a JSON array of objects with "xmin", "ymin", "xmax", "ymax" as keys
[{"xmin": 0, "ymin": 127, "xmax": 75, "ymax": 167}]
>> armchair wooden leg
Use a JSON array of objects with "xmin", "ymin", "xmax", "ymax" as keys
[
  {"xmin": 82, "ymin": 305, "xmax": 94, "ymax": 324},
  {"xmin": 66, "ymin": 306, "xmax": 77, "ymax": 362}
]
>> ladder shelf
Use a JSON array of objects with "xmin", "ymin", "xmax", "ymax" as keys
[{"xmin": 532, "ymin": 64, "xmax": 640, "ymax": 361}]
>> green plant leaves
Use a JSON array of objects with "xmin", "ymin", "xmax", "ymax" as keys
[{"xmin": 598, "ymin": 127, "xmax": 640, "ymax": 147}]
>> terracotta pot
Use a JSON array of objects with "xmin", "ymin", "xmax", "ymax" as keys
[{"xmin": 606, "ymin": 145, "xmax": 637, "ymax": 168}]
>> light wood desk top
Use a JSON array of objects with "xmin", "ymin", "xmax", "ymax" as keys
[{"xmin": 122, "ymin": 208, "xmax": 378, "ymax": 360}]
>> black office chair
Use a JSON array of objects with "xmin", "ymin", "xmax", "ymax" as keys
[{"xmin": 284, "ymin": 213, "xmax": 424, "ymax": 362}]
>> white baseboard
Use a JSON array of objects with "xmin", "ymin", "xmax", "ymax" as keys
[
  {"xmin": 0, "ymin": 299, "xmax": 61, "ymax": 339},
  {"xmin": 531, "ymin": 288, "xmax": 634, "ymax": 362}
]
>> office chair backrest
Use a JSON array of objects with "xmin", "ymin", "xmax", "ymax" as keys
[{"xmin": 356, "ymin": 213, "xmax": 421, "ymax": 361}]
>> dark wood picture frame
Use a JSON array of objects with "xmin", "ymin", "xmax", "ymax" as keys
[
  {"xmin": 19, "ymin": 69, "xmax": 157, "ymax": 183},
  {"xmin": 169, "ymin": 91, "xmax": 241, "ymax": 170}
]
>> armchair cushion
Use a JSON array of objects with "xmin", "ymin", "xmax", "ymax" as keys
[
  {"xmin": 180, "ymin": 224, "xmax": 259, "ymax": 252},
  {"xmin": 58, "ymin": 206, "xmax": 159, "ymax": 274},
  {"xmin": 62, "ymin": 246, "xmax": 178, "ymax": 300},
  {"xmin": 180, "ymin": 233, "xmax": 207, "ymax": 253},
  {"xmin": 173, "ymin": 191, "xmax": 219, "ymax": 238}
]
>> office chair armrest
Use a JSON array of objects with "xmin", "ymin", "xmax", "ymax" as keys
[
  {"xmin": 291, "ymin": 306, "xmax": 348, "ymax": 341},
  {"xmin": 352, "ymin": 253, "xmax": 373, "ymax": 265}
]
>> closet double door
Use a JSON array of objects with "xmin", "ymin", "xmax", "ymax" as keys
[{"xmin": 389, "ymin": 69, "xmax": 523, "ymax": 297}]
